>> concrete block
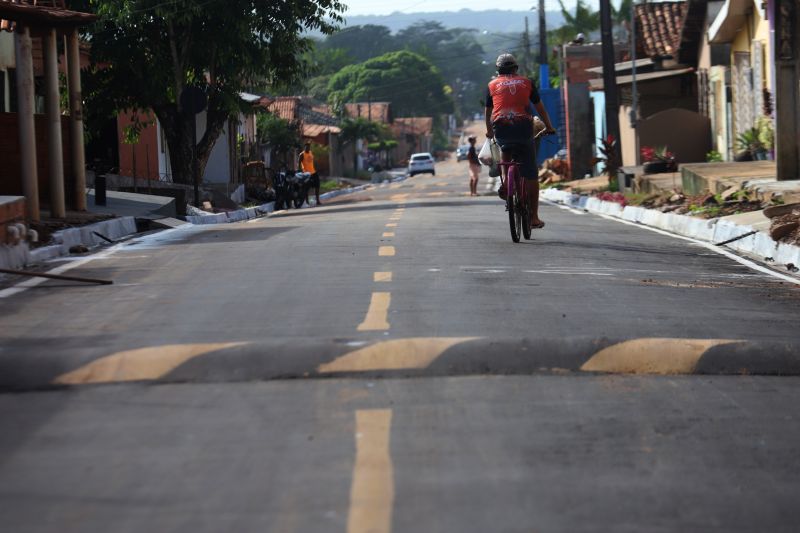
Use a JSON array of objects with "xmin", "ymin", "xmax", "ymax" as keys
[
  {"xmin": 28, "ymin": 244, "xmax": 63, "ymax": 264},
  {"xmin": 774, "ymin": 242, "xmax": 800, "ymax": 267},
  {"xmin": 0, "ymin": 242, "xmax": 31, "ymax": 270}
]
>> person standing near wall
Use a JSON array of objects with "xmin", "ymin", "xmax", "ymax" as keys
[
  {"xmin": 467, "ymin": 136, "xmax": 481, "ymax": 196},
  {"xmin": 299, "ymin": 142, "xmax": 322, "ymax": 206}
]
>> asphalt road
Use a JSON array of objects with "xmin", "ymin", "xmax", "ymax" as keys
[{"xmin": 2, "ymin": 150, "xmax": 800, "ymax": 532}]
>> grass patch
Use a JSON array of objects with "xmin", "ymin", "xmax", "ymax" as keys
[{"xmin": 320, "ymin": 179, "xmax": 346, "ymax": 194}]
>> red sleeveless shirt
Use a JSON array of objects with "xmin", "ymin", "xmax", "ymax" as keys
[{"xmin": 485, "ymin": 74, "xmax": 541, "ymax": 122}]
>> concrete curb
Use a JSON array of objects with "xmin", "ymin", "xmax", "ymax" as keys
[
  {"xmin": 185, "ymin": 202, "xmax": 274, "ymax": 225},
  {"xmin": 184, "ymin": 172, "xmax": 408, "ymax": 224},
  {"xmin": 542, "ymin": 188, "xmax": 800, "ymax": 272},
  {"xmin": 4, "ymin": 336, "xmax": 800, "ymax": 391},
  {"xmin": 18, "ymin": 217, "xmax": 137, "ymax": 268}
]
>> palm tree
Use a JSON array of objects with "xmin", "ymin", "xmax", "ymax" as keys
[{"xmin": 558, "ymin": 0, "xmax": 600, "ymax": 38}]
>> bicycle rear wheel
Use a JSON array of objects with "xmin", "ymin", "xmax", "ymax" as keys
[
  {"xmin": 521, "ymin": 179, "xmax": 532, "ymax": 240},
  {"xmin": 507, "ymin": 166, "xmax": 521, "ymax": 243}
]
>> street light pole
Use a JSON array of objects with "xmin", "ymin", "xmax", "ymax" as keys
[
  {"xmin": 599, "ymin": 0, "xmax": 622, "ymax": 173},
  {"xmin": 630, "ymin": 0, "xmax": 639, "ymax": 165},
  {"xmin": 538, "ymin": 0, "xmax": 549, "ymax": 87}
]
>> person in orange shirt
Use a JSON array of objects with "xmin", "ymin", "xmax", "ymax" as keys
[
  {"xmin": 298, "ymin": 142, "xmax": 322, "ymax": 206},
  {"xmin": 485, "ymin": 53, "xmax": 556, "ymax": 228}
]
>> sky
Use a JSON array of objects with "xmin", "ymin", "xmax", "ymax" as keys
[{"xmin": 342, "ymin": 0, "xmax": 584, "ymax": 17}]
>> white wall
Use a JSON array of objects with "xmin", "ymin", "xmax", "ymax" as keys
[
  {"xmin": 200, "ymin": 112, "xmax": 231, "ymax": 184},
  {"xmin": 0, "ymin": 32, "xmax": 15, "ymax": 113},
  {"xmin": 0, "ymin": 32, "xmax": 14, "ymax": 70}
]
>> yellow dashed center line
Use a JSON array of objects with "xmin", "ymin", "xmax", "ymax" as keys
[
  {"xmin": 385, "ymin": 223, "xmax": 397, "ymax": 228},
  {"xmin": 347, "ymin": 409, "xmax": 394, "ymax": 533},
  {"xmin": 378, "ymin": 246, "xmax": 395, "ymax": 257},
  {"xmin": 357, "ymin": 292, "xmax": 391, "ymax": 331},
  {"xmin": 382, "ymin": 232, "xmax": 395, "ymax": 238},
  {"xmin": 374, "ymin": 272, "xmax": 393, "ymax": 283}
]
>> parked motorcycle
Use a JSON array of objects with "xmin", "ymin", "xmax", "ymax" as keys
[
  {"xmin": 273, "ymin": 170, "xmax": 311, "ymax": 210},
  {"xmin": 292, "ymin": 172, "xmax": 312, "ymax": 208}
]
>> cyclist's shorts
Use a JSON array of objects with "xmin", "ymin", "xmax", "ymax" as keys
[{"xmin": 492, "ymin": 118, "xmax": 537, "ymax": 179}]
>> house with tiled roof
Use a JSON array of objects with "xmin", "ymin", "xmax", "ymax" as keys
[
  {"xmin": 344, "ymin": 102, "xmax": 393, "ymax": 124},
  {"xmin": 0, "ymin": 0, "xmax": 95, "ymax": 227},
  {"xmin": 391, "ymin": 117, "xmax": 433, "ymax": 159},
  {"xmin": 562, "ymin": 41, "xmax": 629, "ymax": 179},
  {"xmin": 112, "ymin": 92, "xmax": 270, "ymax": 193},
  {"xmin": 266, "ymin": 96, "xmax": 344, "ymax": 176},
  {"xmin": 587, "ymin": 0, "xmax": 715, "ymax": 171},
  {"xmin": 707, "ymin": 0, "xmax": 775, "ymax": 162},
  {"xmin": 341, "ymin": 101, "xmax": 435, "ymax": 168}
]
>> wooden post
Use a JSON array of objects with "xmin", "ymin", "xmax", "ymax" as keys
[
  {"xmin": 775, "ymin": 0, "xmax": 799, "ymax": 181},
  {"xmin": 44, "ymin": 28, "xmax": 66, "ymax": 218},
  {"xmin": 14, "ymin": 25, "xmax": 39, "ymax": 222},
  {"xmin": 67, "ymin": 29, "xmax": 88, "ymax": 208}
]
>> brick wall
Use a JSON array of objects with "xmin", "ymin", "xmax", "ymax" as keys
[
  {"xmin": 0, "ymin": 196, "xmax": 25, "ymax": 244},
  {"xmin": 0, "ymin": 112, "xmax": 75, "ymax": 207}
]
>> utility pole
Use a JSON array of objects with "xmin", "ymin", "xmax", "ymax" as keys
[
  {"xmin": 775, "ymin": 0, "xmax": 799, "ymax": 181},
  {"xmin": 538, "ymin": 0, "xmax": 549, "ymax": 87},
  {"xmin": 523, "ymin": 17, "xmax": 531, "ymax": 76},
  {"xmin": 599, "ymin": 0, "xmax": 622, "ymax": 169},
  {"xmin": 630, "ymin": 0, "xmax": 639, "ymax": 165}
]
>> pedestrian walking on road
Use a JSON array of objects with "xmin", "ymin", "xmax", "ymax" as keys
[
  {"xmin": 467, "ymin": 136, "xmax": 481, "ymax": 196},
  {"xmin": 299, "ymin": 142, "xmax": 322, "ymax": 206}
]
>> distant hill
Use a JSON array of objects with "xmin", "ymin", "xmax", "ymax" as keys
[{"xmin": 341, "ymin": 9, "xmax": 565, "ymax": 35}]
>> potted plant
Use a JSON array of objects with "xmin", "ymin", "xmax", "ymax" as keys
[
  {"xmin": 734, "ymin": 128, "xmax": 764, "ymax": 161},
  {"xmin": 597, "ymin": 135, "xmax": 620, "ymax": 189},
  {"xmin": 755, "ymin": 116, "xmax": 774, "ymax": 160},
  {"xmin": 641, "ymin": 145, "xmax": 677, "ymax": 174}
]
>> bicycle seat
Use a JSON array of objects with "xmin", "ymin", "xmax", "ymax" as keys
[{"xmin": 496, "ymin": 140, "xmax": 531, "ymax": 157}]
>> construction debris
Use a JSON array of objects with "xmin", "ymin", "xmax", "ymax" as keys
[
  {"xmin": 538, "ymin": 158, "xmax": 569, "ymax": 186},
  {"xmin": 765, "ymin": 202, "xmax": 800, "ymax": 245}
]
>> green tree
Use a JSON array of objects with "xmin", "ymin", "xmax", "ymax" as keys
[
  {"xmin": 319, "ymin": 25, "xmax": 396, "ymax": 62},
  {"xmin": 549, "ymin": 0, "xmax": 600, "ymax": 44},
  {"xmin": 395, "ymin": 22, "xmax": 486, "ymax": 118},
  {"xmin": 257, "ymin": 113, "xmax": 302, "ymax": 168},
  {"xmin": 339, "ymin": 118, "xmax": 383, "ymax": 178},
  {"xmin": 327, "ymin": 51, "xmax": 453, "ymax": 117},
  {"xmin": 84, "ymin": 0, "xmax": 343, "ymax": 184}
]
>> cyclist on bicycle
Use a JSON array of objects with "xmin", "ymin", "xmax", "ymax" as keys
[{"xmin": 485, "ymin": 53, "xmax": 556, "ymax": 229}]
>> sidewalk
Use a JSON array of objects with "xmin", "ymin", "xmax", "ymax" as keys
[{"xmin": 542, "ymin": 188, "xmax": 800, "ymax": 282}]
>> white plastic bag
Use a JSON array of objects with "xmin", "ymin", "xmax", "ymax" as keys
[{"xmin": 478, "ymin": 139, "xmax": 495, "ymax": 166}]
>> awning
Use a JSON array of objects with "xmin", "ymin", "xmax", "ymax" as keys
[
  {"xmin": 589, "ymin": 67, "xmax": 694, "ymax": 90},
  {"xmin": 303, "ymin": 123, "xmax": 341, "ymax": 137},
  {"xmin": 586, "ymin": 58, "xmax": 654, "ymax": 74},
  {"xmin": 0, "ymin": 2, "xmax": 97, "ymax": 31},
  {"xmin": 707, "ymin": 0, "xmax": 751, "ymax": 44}
]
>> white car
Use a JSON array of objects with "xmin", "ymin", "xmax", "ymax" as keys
[{"xmin": 408, "ymin": 153, "xmax": 435, "ymax": 176}]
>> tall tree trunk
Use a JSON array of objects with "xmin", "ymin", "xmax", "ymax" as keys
[{"xmin": 154, "ymin": 96, "xmax": 229, "ymax": 185}]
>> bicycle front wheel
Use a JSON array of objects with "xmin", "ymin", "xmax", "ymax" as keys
[
  {"xmin": 521, "ymin": 179, "xmax": 532, "ymax": 240},
  {"xmin": 507, "ymin": 166, "xmax": 521, "ymax": 243}
]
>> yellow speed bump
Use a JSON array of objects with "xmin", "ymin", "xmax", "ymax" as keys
[
  {"xmin": 580, "ymin": 338, "xmax": 741, "ymax": 374},
  {"xmin": 319, "ymin": 337, "xmax": 476, "ymax": 373},
  {"xmin": 53, "ymin": 342, "xmax": 248, "ymax": 385}
]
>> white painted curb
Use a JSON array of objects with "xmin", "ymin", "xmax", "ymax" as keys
[
  {"xmin": 541, "ymin": 188, "xmax": 800, "ymax": 269},
  {"xmin": 18, "ymin": 217, "xmax": 138, "ymax": 267}
]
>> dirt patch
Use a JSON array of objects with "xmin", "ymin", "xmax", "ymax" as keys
[{"xmin": 29, "ymin": 213, "xmax": 116, "ymax": 249}]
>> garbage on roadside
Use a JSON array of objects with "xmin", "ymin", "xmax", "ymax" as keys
[
  {"xmin": 764, "ymin": 203, "xmax": 800, "ymax": 245},
  {"xmin": 538, "ymin": 158, "xmax": 568, "ymax": 186}
]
